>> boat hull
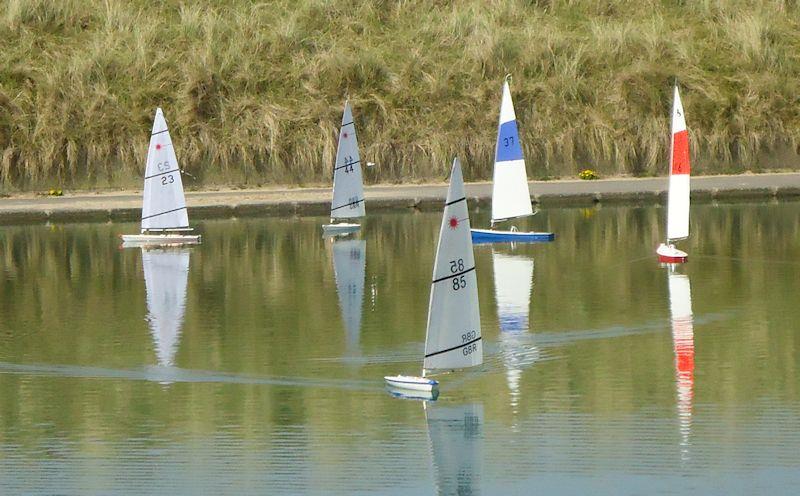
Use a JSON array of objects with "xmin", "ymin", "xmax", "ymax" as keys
[
  {"xmin": 657, "ymin": 243, "xmax": 688, "ymax": 263},
  {"xmin": 384, "ymin": 375, "xmax": 439, "ymax": 392},
  {"xmin": 120, "ymin": 233, "xmax": 201, "ymax": 247},
  {"xmin": 386, "ymin": 385, "xmax": 439, "ymax": 401},
  {"xmin": 322, "ymin": 222, "xmax": 361, "ymax": 236},
  {"xmin": 471, "ymin": 228, "xmax": 554, "ymax": 244}
]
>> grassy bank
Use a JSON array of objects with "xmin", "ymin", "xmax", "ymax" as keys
[{"xmin": 1, "ymin": 0, "xmax": 800, "ymax": 189}]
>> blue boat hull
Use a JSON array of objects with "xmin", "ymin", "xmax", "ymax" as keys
[{"xmin": 470, "ymin": 228, "xmax": 555, "ymax": 244}]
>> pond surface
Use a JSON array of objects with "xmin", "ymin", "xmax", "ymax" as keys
[{"xmin": 0, "ymin": 201, "xmax": 799, "ymax": 495}]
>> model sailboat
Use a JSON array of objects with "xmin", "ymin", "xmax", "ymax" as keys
[
  {"xmin": 332, "ymin": 238, "xmax": 366, "ymax": 352},
  {"xmin": 657, "ymin": 85, "xmax": 690, "ymax": 263},
  {"xmin": 141, "ymin": 247, "xmax": 191, "ymax": 367},
  {"xmin": 322, "ymin": 101, "xmax": 366, "ymax": 236},
  {"xmin": 471, "ymin": 77, "xmax": 554, "ymax": 244},
  {"xmin": 493, "ymin": 249, "xmax": 536, "ymax": 409},
  {"xmin": 385, "ymin": 158, "xmax": 482, "ymax": 393},
  {"xmin": 667, "ymin": 269, "xmax": 694, "ymax": 458},
  {"xmin": 426, "ymin": 402, "xmax": 484, "ymax": 495},
  {"xmin": 121, "ymin": 108, "xmax": 200, "ymax": 246}
]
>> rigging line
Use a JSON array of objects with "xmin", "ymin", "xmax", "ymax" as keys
[
  {"xmin": 141, "ymin": 206, "xmax": 187, "ymax": 220},
  {"xmin": 330, "ymin": 198, "xmax": 364, "ymax": 211},
  {"xmin": 445, "ymin": 196, "xmax": 466, "ymax": 207},
  {"xmin": 432, "ymin": 265, "xmax": 475, "ymax": 283},
  {"xmin": 144, "ymin": 168, "xmax": 180, "ymax": 180},
  {"xmin": 425, "ymin": 336, "xmax": 482, "ymax": 359}
]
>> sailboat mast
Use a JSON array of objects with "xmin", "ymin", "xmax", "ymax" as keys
[{"xmin": 665, "ymin": 87, "xmax": 676, "ymax": 244}]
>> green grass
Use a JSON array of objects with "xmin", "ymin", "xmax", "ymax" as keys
[{"xmin": 1, "ymin": 0, "xmax": 800, "ymax": 189}]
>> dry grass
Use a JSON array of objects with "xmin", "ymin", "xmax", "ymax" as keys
[{"xmin": 1, "ymin": 0, "xmax": 800, "ymax": 189}]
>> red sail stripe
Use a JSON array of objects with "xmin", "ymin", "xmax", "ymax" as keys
[{"xmin": 671, "ymin": 130, "xmax": 690, "ymax": 175}]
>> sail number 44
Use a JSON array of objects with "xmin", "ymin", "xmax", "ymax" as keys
[{"xmin": 343, "ymin": 156, "xmax": 355, "ymax": 173}]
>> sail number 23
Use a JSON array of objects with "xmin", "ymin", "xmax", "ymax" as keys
[{"xmin": 156, "ymin": 161, "xmax": 174, "ymax": 186}]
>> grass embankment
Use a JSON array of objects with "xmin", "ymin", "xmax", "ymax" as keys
[{"xmin": 1, "ymin": 0, "xmax": 800, "ymax": 189}]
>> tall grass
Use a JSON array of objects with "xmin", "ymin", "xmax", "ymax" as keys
[{"xmin": 1, "ymin": 0, "xmax": 800, "ymax": 189}]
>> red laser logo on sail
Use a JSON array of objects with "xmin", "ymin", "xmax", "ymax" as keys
[
  {"xmin": 156, "ymin": 144, "xmax": 162, "ymax": 150},
  {"xmin": 449, "ymin": 217, "xmax": 459, "ymax": 229}
]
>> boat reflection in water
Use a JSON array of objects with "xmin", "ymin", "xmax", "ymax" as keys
[
  {"xmin": 141, "ymin": 247, "xmax": 191, "ymax": 368},
  {"xmin": 667, "ymin": 268, "xmax": 694, "ymax": 460},
  {"xmin": 426, "ymin": 402, "xmax": 484, "ymax": 496},
  {"xmin": 492, "ymin": 249, "xmax": 538, "ymax": 412},
  {"xmin": 331, "ymin": 238, "xmax": 366, "ymax": 353}
]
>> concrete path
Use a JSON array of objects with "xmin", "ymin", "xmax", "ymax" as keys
[{"xmin": 2, "ymin": 173, "xmax": 800, "ymax": 224}]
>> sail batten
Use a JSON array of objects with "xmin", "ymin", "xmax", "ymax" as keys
[
  {"xmin": 491, "ymin": 81, "xmax": 533, "ymax": 223},
  {"xmin": 141, "ymin": 108, "xmax": 189, "ymax": 231},
  {"xmin": 666, "ymin": 86, "xmax": 690, "ymax": 242},
  {"xmin": 330, "ymin": 101, "xmax": 366, "ymax": 220},
  {"xmin": 423, "ymin": 158, "xmax": 483, "ymax": 372}
]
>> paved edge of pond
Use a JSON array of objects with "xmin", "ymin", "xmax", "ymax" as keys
[{"xmin": 2, "ymin": 172, "xmax": 800, "ymax": 225}]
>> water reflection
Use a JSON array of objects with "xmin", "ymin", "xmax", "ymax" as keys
[
  {"xmin": 425, "ymin": 402, "xmax": 483, "ymax": 496},
  {"xmin": 666, "ymin": 268, "xmax": 694, "ymax": 460},
  {"xmin": 330, "ymin": 238, "xmax": 366, "ymax": 353},
  {"xmin": 142, "ymin": 247, "xmax": 191, "ymax": 367},
  {"xmin": 491, "ymin": 248, "xmax": 538, "ymax": 411}
]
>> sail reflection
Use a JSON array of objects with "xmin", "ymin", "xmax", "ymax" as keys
[
  {"xmin": 492, "ymin": 249, "xmax": 538, "ymax": 410},
  {"xmin": 331, "ymin": 238, "xmax": 366, "ymax": 352},
  {"xmin": 425, "ymin": 402, "xmax": 483, "ymax": 496},
  {"xmin": 667, "ymin": 270, "xmax": 694, "ymax": 459},
  {"xmin": 141, "ymin": 247, "xmax": 191, "ymax": 367}
]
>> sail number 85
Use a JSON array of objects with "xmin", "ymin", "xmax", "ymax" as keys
[{"xmin": 450, "ymin": 258, "xmax": 467, "ymax": 291}]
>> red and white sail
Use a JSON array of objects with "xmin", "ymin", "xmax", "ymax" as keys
[
  {"xmin": 666, "ymin": 86, "xmax": 690, "ymax": 241},
  {"xmin": 668, "ymin": 272, "xmax": 694, "ymax": 456}
]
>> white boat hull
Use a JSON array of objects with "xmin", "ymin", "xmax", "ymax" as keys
[
  {"xmin": 384, "ymin": 375, "xmax": 439, "ymax": 392},
  {"xmin": 322, "ymin": 223, "xmax": 361, "ymax": 236},
  {"xmin": 120, "ymin": 233, "xmax": 201, "ymax": 247},
  {"xmin": 386, "ymin": 385, "xmax": 439, "ymax": 401}
]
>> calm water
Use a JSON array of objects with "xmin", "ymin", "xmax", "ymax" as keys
[{"xmin": 1, "ymin": 201, "xmax": 799, "ymax": 495}]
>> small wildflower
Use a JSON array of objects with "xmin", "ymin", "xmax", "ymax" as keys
[{"xmin": 579, "ymin": 169, "xmax": 598, "ymax": 180}]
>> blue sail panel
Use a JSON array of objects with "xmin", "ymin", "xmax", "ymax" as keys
[{"xmin": 495, "ymin": 120, "xmax": 524, "ymax": 162}]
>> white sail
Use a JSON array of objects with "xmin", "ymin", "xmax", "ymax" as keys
[
  {"xmin": 666, "ymin": 86, "xmax": 690, "ymax": 241},
  {"xmin": 425, "ymin": 402, "xmax": 483, "ymax": 496},
  {"xmin": 330, "ymin": 101, "xmax": 366, "ymax": 219},
  {"xmin": 491, "ymin": 80, "xmax": 533, "ymax": 223},
  {"xmin": 332, "ymin": 238, "xmax": 366, "ymax": 350},
  {"xmin": 142, "ymin": 247, "xmax": 191, "ymax": 367},
  {"xmin": 668, "ymin": 272, "xmax": 694, "ymax": 456},
  {"xmin": 493, "ymin": 251, "xmax": 535, "ymax": 408},
  {"xmin": 423, "ymin": 158, "xmax": 482, "ymax": 372},
  {"xmin": 141, "ymin": 108, "xmax": 189, "ymax": 231},
  {"xmin": 492, "ymin": 252, "xmax": 533, "ymax": 333}
]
